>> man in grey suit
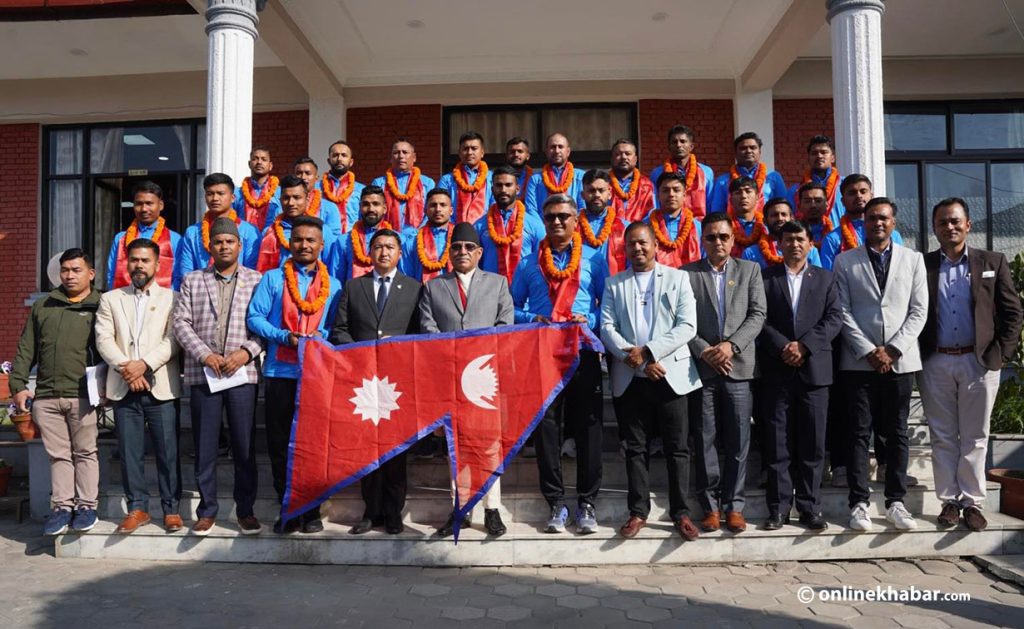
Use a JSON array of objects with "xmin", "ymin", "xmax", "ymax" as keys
[
  {"xmin": 601, "ymin": 222, "xmax": 703, "ymax": 541},
  {"xmin": 420, "ymin": 222, "xmax": 514, "ymax": 538},
  {"xmin": 834, "ymin": 197, "xmax": 928, "ymax": 532},
  {"xmin": 684, "ymin": 212, "xmax": 766, "ymax": 534}
]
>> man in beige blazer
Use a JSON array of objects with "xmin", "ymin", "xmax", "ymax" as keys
[{"xmin": 95, "ymin": 238, "xmax": 182, "ymax": 534}]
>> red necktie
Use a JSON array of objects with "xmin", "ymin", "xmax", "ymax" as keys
[{"xmin": 457, "ymin": 279, "xmax": 467, "ymax": 309}]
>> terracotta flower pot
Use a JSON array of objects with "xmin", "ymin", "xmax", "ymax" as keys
[
  {"xmin": 0, "ymin": 465, "xmax": 11, "ymax": 497},
  {"xmin": 987, "ymin": 468, "xmax": 1024, "ymax": 520},
  {"xmin": 0, "ymin": 374, "xmax": 10, "ymax": 401},
  {"xmin": 11, "ymin": 412, "xmax": 39, "ymax": 441}
]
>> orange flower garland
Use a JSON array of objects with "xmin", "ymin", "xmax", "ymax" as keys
[
  {"xmin": 385, "ymin": 167, "xmax": 421, "ymax": 202},
  {"xmin": 518, "ymin": 166, "xmax": 534, "ymax": 198},
  {"xmin": 452, "ymin": 161, "xmax": 489, "ymax": 193},
  {"xmin": 416, "ymin": 225, "xmax": 452, "ymax": 272},
  {"xmin": 125, "ymin": 217, "xmax": 165, "ymax": 250},
  {"xmin": 811, "ymin": 215, "xmax": 834, "ymax": 248},
  {"xmin": 541, "ymin": 162, "xmax": 575, "ymax": 194},
  {"xmin": 663, "ymin": 154, "xmax": 698, "ymax": 191},
  {"xmin": 803, "ymin": 168, "xmax": 840, "ymax": 205},
  {"xmin": 321, "ymin": 172, "xmax": 356, "ymax": 206},
  {"xmin": 731, "ymin": 162, "xmax": 766, "ymax": 192},
  {"xmin": 350, "ymin": 220, "xmax": 394, "ymax": 266},
  {"xmin": 650, "ymin": 209, "xmax": 695, "ymax": 250},
  {"xmin": 610, "ymin": 169, "xmax": 640, "ymax": 200},
  {"xmin": 579, "ymin": 206, "xmax": 617, "ymax": 247},
  {"xmin": 283, "ymin": 259, "xmax": 330, "ymax": 315},
  {"xmin": 840, "ymin": 214, "xmax": 860, "ymax": 252},
  {"xmin": 539, "ymin": 231, "xmax": 583, "ymax": 281},
  {"xmin": 758, "ymin": 235, "xmax": 783, "ymax": 265},
  {"xmin": 241, "ymin": 176, "xmax": 279, "ymax": 209},
  {"xmin": 486, "ymin": 201, "xmax": 526, "ymax": 246},
  {"xmin": 201, "ymin": 209, "xmax": 240, "ymax": 252},
  {"xmin": 272, "ymin": 197, "xmax": 321, "ymax": 249},
  {"xmin": 730, "ymin": 211, "xmax": 766, "ymax": 249},
  {"xmin": 306, "ymin": 188, "xmax": 322, "ymax": 217}
]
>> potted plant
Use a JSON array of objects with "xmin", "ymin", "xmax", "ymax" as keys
[
  {"xmin": 988, "ymin": 251, "xmax": 1024, "ymax": 517},
  {"xmin": 0, "ymin": 459, "xmax": 10, "ymax": 497}
]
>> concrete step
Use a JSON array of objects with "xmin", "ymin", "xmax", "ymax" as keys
[
  {"xmin": 93, "ymin": 481, "xmax": 1001, "ymax": 525},
  {"xmin": 55, "ymin": 510, "xmax": 1024, "ymax": 566}
]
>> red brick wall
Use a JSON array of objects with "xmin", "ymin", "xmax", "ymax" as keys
[
  {"xmin": 637, "ymin": 99, "xmax": 735, "ymax": 176},
  {"xmin": 0, "ymin": 124, "xmax": 40, "ymax": 358},
  {"xmin": 773, "ymin": 98, "xmax": 835, "ymax": 185},
  {"xmin": 252, "ymin": 109, "xmax": 309, "ymax": 179},
  {"xmin": 346, "ymin": 105, "xmax": 443, "ymax": 181}
]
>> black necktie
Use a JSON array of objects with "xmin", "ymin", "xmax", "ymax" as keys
[{"xmin": 376, "ymin": 276, "xmax": 390, "ymax": 314}]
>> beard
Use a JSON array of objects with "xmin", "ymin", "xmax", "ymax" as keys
[
  {"xmin": 362, "ymin": 213, "xmax": 382, "ymax": 228},
  {"xmin": 130, "ymin": 271, "xmax": 153, "ymax": 290}
]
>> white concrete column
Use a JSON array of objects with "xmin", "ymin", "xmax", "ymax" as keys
[
  {"xmin": 204, "ymin": 0, "xmax": 260, "ymax": 182},
  {"xmin": 827, "ymin": 0, "xmax": 886, "ymax": 194},
  {"xmin": 308, "ymin": 95, "xmax": 346, "ymax": 162},
  {"xmin": 733, "ymin": 87, "xmax": 775, "ymax": 170}
]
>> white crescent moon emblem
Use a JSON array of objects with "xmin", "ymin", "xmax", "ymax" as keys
[{"xmin": 461, "ymin": 354, "xmax": 499, "ymax": 410}]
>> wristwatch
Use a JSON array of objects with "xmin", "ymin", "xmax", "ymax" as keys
[{"xmin": 729, "ymin": 341, "xmax": 740, "ymax": 355}]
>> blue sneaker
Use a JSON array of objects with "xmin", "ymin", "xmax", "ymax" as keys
[
  {"xmin": 576, "ymin": 503, "xmax": 598, "ymax": 534},
  {"xmin": 70, "ymin": 507, "xmax": 98, "ymax": 532},
  {"xmin": 43, "ymin": 508, "xmax": 72, "ymax": 536},
  {"xmin": 544, "ymin": 504, "xmax": 569, "ymax": 533}
]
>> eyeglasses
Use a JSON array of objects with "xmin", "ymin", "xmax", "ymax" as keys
[
  {"xmin": 703, "ymin": 234, "xmax": 731, "ymax": 242},
  {"xmin": 450, "ymin": 243, "xmax": 479, "ymax": 253},
  {"xmin": 543, "ymin": 212, "xmax": 575, "ymax": 224}
]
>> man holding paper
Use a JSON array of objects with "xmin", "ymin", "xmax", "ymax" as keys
[{"xmin": 173, "ymin": 218, "xmax": 265, "ymax": 536}]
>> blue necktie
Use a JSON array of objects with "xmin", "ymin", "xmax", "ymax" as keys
[{"xmin": 376, "ymin": 276, "xmax": 390, "ymax": 315}]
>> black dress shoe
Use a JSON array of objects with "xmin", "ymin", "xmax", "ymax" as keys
[
  {"xmin": 349, "ymin": 518, "xmax": 374, "ymax": 535},
  {"xmin": 301, "ymin": 518, "xmax": 324, "ymax": 534},
  {"xmin": 273, "ymin": 517, "xmax": 300, "ymax": 535},
  {"xmin": 764, "ymin": 513, "xmax": 789, "ymax": 530},
  {"xmin": 436, "ymin": 512, "xmax": 471, "ymax": 537},
  {"xmin": 484, "ymin": 509, "xmax": 507, "ymax": 537},
  {"xmin": 385, "ymin": 514, "xmax": 405, "ymax": 535},
  {"xmin": 799, "ymin": 512, "xmax": 828, "ymax": 530}
]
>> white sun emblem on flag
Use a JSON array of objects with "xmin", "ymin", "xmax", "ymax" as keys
[{"xmin": 350, "ymin": 375, "xmax": 402, "ymax": 426}]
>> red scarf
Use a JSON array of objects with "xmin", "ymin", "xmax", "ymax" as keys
[
  {"xmin": 540, "ymin": 236, "xmax": 583, "ymax": 322},
  {"xmin": 580, "ymin": 211, "xmax": 627, "ymax": 276},
  {"xmin": 384, "ymin": 168, "xmax": 426, "ymax": 228},
  {"xmin": 611, "ymin": 171, "xmax": 656, "ymax": 223},
  {"xmin": 241, "ymin": 175, "xmax": 279, "ymax": 229},
  {"xmin": 650, "ymin": 210, "xmax": 701, "ymax": 268},
  {"xmin": 487, "ymin": 203, "xmax": 526, "ymax": 285},
  {"xmin": 665, "ymin": 159, "xmax": 708, "ymax": 220},
  {"xmin": 349, "ymin": 221, "xmax": 390, "ymax": 280},
  {"xmin": 417, "ymin": 223, "xmax": 454, "ymax": 283},
  {"xmin": 113, "ymin": 223, "xmax": 174, "ymax": 289},
  {"xmin": 517, "ymin": 166, "xmax": 533, "ymax": 200},
  {"xmin": 454, "ymin": 164, "xmax": 489, "ymax": 224},
  {"xmin": 277, "ymin": 261, "xmax": 328, "ymax": 364}
]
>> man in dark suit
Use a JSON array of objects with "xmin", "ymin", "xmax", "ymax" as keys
[
  {"xmin": 757, "ymin": 220, "xmax": 843, "ymax": 531},
  {"xmin": 420, "ymin": 222, "xmax": 514, "ymax": 537},
  {"xmin": 919, "ymin": 197, "xmax": 1023, "ymax": 532},
  {"xmin": 329, "ymin": 228, "xmax": 423, "ymax": 535}
]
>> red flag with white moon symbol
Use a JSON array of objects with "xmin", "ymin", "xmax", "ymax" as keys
[{"xmin": 282, "ymin": 322, "xmax": 603, "ymax": 539}]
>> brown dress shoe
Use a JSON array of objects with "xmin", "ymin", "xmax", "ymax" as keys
[
  {"xmin": 675, "ymin": 516, "xmax": 700, "ymax": 541},
  {"xmin": 619, "ymin": 515, "xmax": 647, "ymax": 539},
  {"xmin": 963, "ymin": 506, "xmax": 987, "ymax": 532},
  {"xmin": 164, "ymin": 514, "xmax": 184, "ymax": 532},
  {"xmin": 726, "ymin": 512, "xmax": 747, "ymax": 533},
  {"xmin": 700, "ymin": 511, "xmax": 721, "ymax": 532},
  {"xmin": 191, "ymin": 517, "xmax": 216, "ymax": 536},
  {"xmin": 937, "ymin": 502, "xmax": 960, "ymax": 528},
  {"xmin": 116, "ymin": 510, "xmax": 151, "ymax": 534},
  {"xmin": 238, "ymin": 515, "xmax": 263, "ymax": 536}
]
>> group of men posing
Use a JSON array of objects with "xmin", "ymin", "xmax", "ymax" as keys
[{"xmin": 10, "ymin": 125, "xmax": 1023, "ymax": 544}]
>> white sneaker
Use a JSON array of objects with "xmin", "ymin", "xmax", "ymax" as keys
[
  {"xmin": 831, "ymin": 466, "xmax": 848, "ymax": 488},
  {"xmin": 849, "ymin": 502, "xmax": 873, "ymax": 531},
  {"xmin": 886, "ymin": 501, "xmax": 918, "ymax": 530}
]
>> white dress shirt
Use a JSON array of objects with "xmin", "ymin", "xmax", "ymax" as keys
[
  {"xmin": 786, "ymin": 261, "xmax": 808, "ymax": 328},
  {"xmin": 372, "ymin": 268, "xmax": 399, "ymax": 301},
  {"xmin": 132, "ymin": 286, "xmax": 151, "ymax": 361}
]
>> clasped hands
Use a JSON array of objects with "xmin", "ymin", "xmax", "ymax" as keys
[
  {"xmin": 865, "ymin": 345, "xmax": 900, "ymax": 374},
  {"xmin": 117, "ymin": 359, "xmax": 151, "ymax": 393},
  {"xmin": 700, "ymin": 341, "xmax": 735, "ymax": 376},
  {"xmin": 624, "ymin": 346, "xmax": 666, "ymax": 380},
  {"xmin": 780, "ymin": 341, "xmax": 809, "ymax": 367},
  {"xmin": 203, "ymin": 349, "xmax": 252, "ymax": 378}
]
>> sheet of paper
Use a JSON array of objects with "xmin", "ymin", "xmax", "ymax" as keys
[
  {"xmin": 204, "ymin": 365, "xmax": 248, "ymax": 393},
  {"xmin": 86, "ymin": 363, "xmax": 108, "ymax": 407}
]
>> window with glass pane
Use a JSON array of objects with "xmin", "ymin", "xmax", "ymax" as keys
[
  {"xmin": 541, "ymin": 108, "xmax": 632, "ymax": 152},
  {"xmin": 447, "ymin": 111, "xmax": 537, "ymax": 154},
  {"xmin": 885, "ymin": 163, "xmax": 921, "ymax": 250},
  {"xmin": 48, "ymin": 180, "xmax": 83, "ymax": 262},
  {"xmin": 924, "ymin": 162, "xmax": 987, "ymax": 252},
  {"xmin": 90, "ymin": 125, "xmax": 192, "ymax": 173},
  {"xmin": 992, "ymin": 163, "xmax": 1024, "ymax": 257},
  {"xmin": 49, "ymin": 129, "xmax": 83, "ymax": 175},
  {"xmin": 954, "ymin": 110, "xmax": 1024, "ymax": 150},
  {"xmin": 884, "ymin": 113, "xmax": 946, "ymax": 151}
]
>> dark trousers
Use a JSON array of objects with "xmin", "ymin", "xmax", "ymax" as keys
[
  {"xmin": 690, "ymin": 375, "xmax": 752, "ymax": 514},
  {"xmin": 827, "ymin": 371, "xmax": 887, "ymax": 470},
  {"xmin": 761, "ymin": 378, "xmax": 829, "ymax": 516},
  {"xmin": 115, "ymin": 392, "xmax": 180, "ymax": 515},
  {"xmin": 190, "ymin": 383, "xmax": 258, "ymax": 519},
  {"xmin": 617, "ymin": 377, "xmax": 690, "ymax": 520},
  {"xmin": 536, "ymin": 349, "xmax": 603, "ymax": 508},
  {"xmin": 844, "ymin": 370, "xmax": 913, "ymax": 508},
  {"xmin": 265, "ymin": 377, "xmax": 320, "ymax": 523},
  {"xmin": 360, "ymin": 454, "xmax": 408, "ymax": 522}
]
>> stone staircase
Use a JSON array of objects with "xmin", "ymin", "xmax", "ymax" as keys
[{"xmin": 41, "ymin": 390, "xmax": 1024, "ymax": 565}]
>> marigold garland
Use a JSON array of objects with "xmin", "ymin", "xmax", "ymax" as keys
[
  {"xmin": 579, "ymin": 206, "xmax": 617, "ymax": 247},
  {"xmin": 539, "ymin": 231, "xmax": 583, "ymax": 281},
  {"xmin": 518, "ymin": 166, "xmax": 534, "ymax": 198},
  {"xmin": 385, "ymin": 167, "xmax": 421, "ymax": 202},
  {"xmin": 241, "ymin": 176, "xmax": 279, "ymax": 209},
  {"xmin": 125, "ymin": 217, "xmax": 165, "ymax": 250},
  {"xmin": 283, "ymin": 259, "xmax": 330, "ymax": 315},
  {"xmin": 840, "ymin": 214, "xmax": 860, "ymax": 252},
  {"xmin": 486, "ymin": 201, "xmax": 526, "ymax": 246},
  {"xmin": 307, "ymin": 189, "xmax": 322, "ymax": 217},
  {"xmin": 663, "ymin": 154, "xmax": 698, "ymax": 191},
  {"xmin": 758, "ymin": 234, "xmax": 784, "ymax": 265},
  {"xmin": 813, "ymin": 215, "xmax": 834, "ymax": 248},
  {"xmin": 416, "ymin": 224, "xmax": 452, "ymax": 272},
  {"xmin": 802, "ymin": 167, "xmax": 840, "ymax": 206},
  {"xmin": 541, "ymin": 162, "xmax": 574, "ymax": 194},
  {"xmin": 730, "ymin": 210, "xmax": 766, "ymax": 249},
  {"xmin": 272, "ymin": 198, "xmax": 320, "ymax": 249},
  {"xmin": 321, "ymin": 172, "xmax": 356, "ymax": 206},
  {"xmin": 350, "ymin": 220, "xmax": 393, "ymax": 266},
  {"xmin": 452, "ymin": 161, "xmax": 489, "ymax": 193},
  {"xmin": 201, "ymin": 209, "xmax": 240, "ymax": 253},
  {"xmin": 731, "ymin": 162, "xmax": 766, "ymax": 193},
  {"xmin": 610, "ymin": 169, "xmax": 640, "ymax": 200},
  {"xmin": 650, "ymin": 209, "xmax": 695, "ymax": 250}
]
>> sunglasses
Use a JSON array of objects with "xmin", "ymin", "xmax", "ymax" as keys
[
  {"xmin": 543, "ymin": 212, "xmax": 575, "ymax": 224},
  {"xmin": 450, "ymin": 243, "xmax": 479, "ymax": 253},
  {"xmin": 703, "ymin": 234, "xmax": 732, "ymax": 242}
]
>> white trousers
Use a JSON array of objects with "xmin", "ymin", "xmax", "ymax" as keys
[
  {"xmin": 450, "ymin": 477, "xmax": 501, "ymax": 510},
  {"xmin": 918, "ymin": 353, "xmax": 1000, "ymax": 509}
]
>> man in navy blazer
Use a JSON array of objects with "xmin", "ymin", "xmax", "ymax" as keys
[{"xmin": 757, "ymin": 220, "xmax": 843, "ymax": 531}]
